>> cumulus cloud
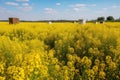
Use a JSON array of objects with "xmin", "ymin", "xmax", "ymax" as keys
[
  {"xmin": 16, "ymin": 0, "xmax": 29, "ymax": 2},
  {"xmin": 90, "ymin": 4, "xmax": 97, "ymax": 7},
  {"xmin": 95, "ymin": 8, "xmax": 108, "ymax": 14},
  {"xmin": 0, "ymin": 6, "xmax": 6, "ymax": 14},
  {"xmin": 0, "ymin": 6, "xmax": 37, "ymax": 20},
  {"xmin": 0, "ymin": 7, "xmax": 20, "ymax": 20},
  {"xmin": 71, "ymin": 4, "xmax": 86, "ymax": 8},
  {"xmin": 73, "ymin": 8, "xmax": 80, "ymax": 12},
  {"xmin": 22, "ymin": 3, "xmax": 29, "ymax": 6},
  {"xmin": 5, "ymin": 1, "xmax": 32, "ymax": 11},
  {"xmin": 5, "ymin": 2, "xmax": 19, "ymax": 6},
  {"xmin": 71, "ymin": 4, "xmax": 90, "ymax": 12},
  {"xmin": 73, "ymin": 7, "xmax": 89, "ymax": 12},
  {"xmin": 102, "ymin": 8, "xmax": 108, "ymax": 10},
  {"xmin": 56, "ymin": 3, "xmax": 61, "ymax": 6},
  {"xmin": 19, "ymin": 3, "xmax": 33, "ymax": 11},
  {"xmin": 71, "ymin": 3, "xmax": 97, "ymax": 8},
  {"xmin": 70, "ymin": 3, "xmax": 97, "ymax": 12},
  {"xmin": 44, "ymin": 8, "xmax": 57, "ymax": 14},
  {"xmin": 112, "ymin": 5, "xmax": 120, "ymax": 8},
  {"xmin": 0, "ymin": 6, "xmax": 6, "ymax": 10},
  {"xmin": 18, "ymin": 6, "xmax": 33, "ymax": 11}
]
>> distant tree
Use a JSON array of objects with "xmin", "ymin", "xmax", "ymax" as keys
[
  {"xmin": 115, "ymin": 17, "xmax": 120, "ymax": 22},
  {"xmin": 97, "ymin": 17, "xmax": 105, "ymax": 22},
  {"xmin": 107, "ymin": 16, "xmax": 114, "ymax": 21}
]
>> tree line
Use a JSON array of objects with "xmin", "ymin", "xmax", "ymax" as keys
[{"xmin": 92, "ymin": 16, "xmax": 120, "ymax": 22}]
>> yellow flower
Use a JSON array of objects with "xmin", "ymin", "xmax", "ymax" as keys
[
  {"xmin": 100, "ymin": 63, "xmax": 106, "ymax": 71},
  {"xmin": 67, "ymin": 61, "xmax": 73, "ymax": 68},
  {"xmin": 99, "ymin": 71, "xmax": 106, "ymax": 79},
  {"xmin": 52, "ymin": 58, "xmax": 58, "ymax": 64},
  {"xmin": 106, "ymin": 55, "xmax": 112, "ymax": 63},
  {"xmin": 87, "ymin": 69, "xmax": 95, "ymax": 77},
  {"xmin": 89, "ymin": 48, "xmax": 94, "ymax": 54},
  {"xmin": 92, "ymin": 65, "xmax": 98, "ymax": 74},
  {"xmin": 64, "ymin": 70, "xmax": 68, "ymax": 76},
  {"xmin": 0, "ymin": 76, "xmax": 5, "ymax": 80},
  {"xmin": 48, "ymin": 50, "xmax": 55, "ymax": 58},
  {"xmin": 94, "ymin": 59, "xmax": 100, "ymax": 66},
  {"xmin": 109, "ymin": 62, "xmax": 117, "ymax": 70},
  {"xmin": 68, "ymin": 47, "xmax": 74, "ymax": 54},
  {"xmin": 0, "ymin": 63, "xmax": 5, "ymax": 74},
  {"xmin": 55, "ymin": 64, "xmax": 60, "ymax": 71},
  {"xmin": 64, "ymin": 76, "xmax": 69, "ymax": 80},
  {"xmin": 81, "ymin": 56, "xmax": 91, "ymax": 68},
  {"xmin": 66, "ymin": 54, "xmax": 73, "ymax": 61},
  {"xmin": 7, "ymin": 66, "xmax": 25, "ymax": 80}
]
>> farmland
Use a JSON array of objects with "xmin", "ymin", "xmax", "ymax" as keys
[{"xmin": 0, "ymin": 22, "xmax": 120, "ymax": 80}]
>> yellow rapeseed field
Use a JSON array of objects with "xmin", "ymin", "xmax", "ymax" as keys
[{"xmin": 0, "ymin": 22, "xmax": 120, "ymax": 80}]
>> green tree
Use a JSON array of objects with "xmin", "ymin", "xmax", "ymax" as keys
[
  {"xmin": 107, "ymin": 16, "xmax": 114, "ymax": 21},
  {"xmin": 97, "ymin": 17, "xmax": 105, "ymax": 22}
]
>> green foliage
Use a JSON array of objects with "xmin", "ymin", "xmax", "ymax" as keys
[
  {"xmin": 107, "ymin": 16, "xmax": 114, "ymax": 21},
  {"xmin": 97, "ymin": 17, "xmax": 105, "ymax": 22}
]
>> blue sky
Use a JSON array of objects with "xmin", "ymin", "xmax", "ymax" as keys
[{"xmin": 0, "ymin": 0, "xmax": 120, "ymax": 20}]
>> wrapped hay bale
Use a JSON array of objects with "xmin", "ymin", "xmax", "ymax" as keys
[{"xmin": 9, "ymin": 18, "xmax": 19, "ymax": 24}]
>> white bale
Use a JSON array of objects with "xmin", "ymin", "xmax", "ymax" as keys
[
  {"xmin": 95, "ymin": 22, "xmax": 98, "ymax": 24},
  {"xmin": 48, "ymin": 21, "xmax": 52, "ymax": 24},
  {"xmin": 74, "ymin": 21, "xmax": 76, "ymax": 23},
  {"xmin": 78, "ymin": 19, "xmax": 86, "ymax": 24}
]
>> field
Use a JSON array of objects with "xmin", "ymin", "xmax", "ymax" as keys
[{"xmin": 0, "ymin": 22, "xmax": 120, "ymax": 80}]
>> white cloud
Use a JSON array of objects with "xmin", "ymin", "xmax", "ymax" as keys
[
  {"xmin": 56, "ymin": 3, "xmax": 61, "ymax": 6},
  {"xmin": 70, "ymin": 3, "xmax": 96, "ymax": 12},
  {"xmin": 5, "ymin": 2, "xmax": 19, "ymax": 6},
  {"xmin": 73, "ymin": 8, "xmax": 80, "ymax": 12},
  {"xmin": 102, "ymin": 8, "xmax": 108, "ymax": 10},
  {"xmin": 90, "ymin": 4, "xmax": 97, "ymax": 7},
  {"xmin": 112, "ymin": 5, "xmax": 120, "ymax": 8},
  {"xmin": 24, "ymin": 6, "xmax": 32, "ymax": 11},
  {"xmin": 0, "ymin": 6, "xmax": 6, "ymax": 10},
  {"xmin": 22, "ymin": 3, "xmax": 29, "ymax": 6},
  {"xmin": 73, "ymin": 4, "xmax": 86, "ymax": 7},
  {"xmin": 18, "ymin": 3, "xmax": 33, "ymax": 11},
  {"xmin": 95, "ymin": 11, "xmax": 105, "ymax": 14},
  {"xmin": 5, "ymin": 2, "xmax": 32, "ymax": 11},
  {"xmin": 73, "ymin": 7, "xmax": 89, "ymax": 12},
  {"xmin": 71, "ymin": 3, "xmax": 97, "ymax": 8},
  {"xmin": 16, "ymin": 0, "xmax": 29, "ymax": 2},
  {"xmin": 44, "ymin": 8, "xmax": 57, "ymax": 14},
  {"xmin": 0, "ymin": 6, "xmax": 6, "ymax": 13},
  {"xmin": 18, "ymin": 6, "xmax": 33, "ymax": 11},
  {"xmin": 0, "ymin": 8, "xmax": 36, "ymax": 20},
  {"xmin": 71, "ymin": 4, "xmax": 91, "ymax": 12},
  {"xmin": 94, "ymin": 8, "xmax": 108, "ymax": 14}
]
